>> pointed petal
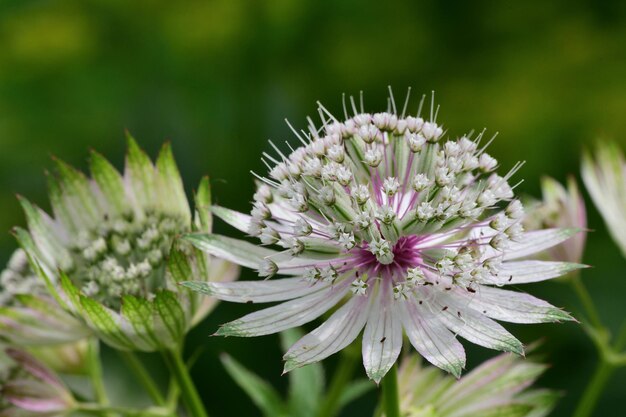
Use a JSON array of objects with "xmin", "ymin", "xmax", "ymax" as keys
[
  {"xmin": 283, "ymin": 294, "xmax": 370, "ymax": 372},
  {"xmin": 53, "ymin": 157, "xmax": 102, "ymax": 227},
  {"xmin": 362, "ymin": 281, "xmax": 403, "ymax": 383},
  {"xmin": 399, "ymin": 298, "xmax": 466, "ymax": 377},
  {"xmin": 155, "ymin": 142, "xmax": 191, "ymax": 223},
  {"xmin": 212, "ymin": 205, "xmax": 252, "ymax": 234},
  {"xmin": 463, "ymin": 286, "xmax": 574, "ymax": 324},
  {"xmin": 487, "ymin": 261, "xmax": 587, "ymax": 285},
  {"xmin": 432, "ymin": 291, "xmax": 524, "ymax": 355},
  {"xmin": 89, "ymin": 150, "xmax": 129, "ymax": 216},
  {"xmin": 216, "ymin": 280, "xmax": 351, "ymax": 337},
  {"xmin": 124, "ymin": 133, "xmax": 156, "ymax": 212},
  {"xmin": 181, "ymin": 278, "xmax": 329, "ymax": 303},
  {"xmin": 184, "ymin": 233, "xmax": 277, "ymax": 270},
  {"xmin": 193, "ymin": 177, "xmax": 212, "ymax": 232},
  {"xmin": 503, "ymin": 229, "xmax": 579, "ymax": 260}
]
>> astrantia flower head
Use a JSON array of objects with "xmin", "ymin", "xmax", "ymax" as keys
[
  {"xmin": 14, "ymin": 136, "xmax": 239, "ymax": 351},
  {"xmin": 397, "ymin": 351, "xmax": 557, "ymax": 417},
  {"xmin": 0, "ymin": 348, "xmax": 76, "ymax": 416},
  {"xmin": 184, "ymin": 91, "xmax": 581, "ymax": 381},
  {"xmin": 582, "ymin": 142, "xmax": 626, "ymax": 257}
]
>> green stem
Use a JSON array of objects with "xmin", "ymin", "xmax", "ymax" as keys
[
  {"xmin": 119, "ymin": 351, "xmax": 166, "ymax": 406},
  {"xmin": 571, "ymin": 276, "xmax": 604, "ymax": 330},
  {"xmin": 78, "ymin": 403, "xmax": 171, "ymax": 417},
  {"xmin": 380, "ymin": 364, "xmax": 401, "ymax": 417},
  {"xmin": 87, "ymin": 339, "xmax": 109, "ymax": 406},
  {"xmin": 315, "ymin": 351, "xmax": 358, "ymax": 417},
  {"xmin": 163, "ymin": 349, "xmax": 209, "ymax": 417},
  {"xmin": 572, "ymin": 361, "xmax": 615, "ymax": 417}
]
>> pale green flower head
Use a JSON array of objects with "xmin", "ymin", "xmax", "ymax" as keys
[
  {"xmin": 397, "ymin": 352, "xmax": 558, "ymax": 417},
  {"xmin": 582, "ymin": 142, "xmax": 626, "ymax": 258},
  {"xmin": 0, "ymin": 348, "xmax": 77, "ymax": 417},
  {"xmin": 524, "ymin": 176, "xmax": 587, "ymax": 264},
  {"xmin": 14, "ymin": 135, "xmax": 239, "ymax": 352}
]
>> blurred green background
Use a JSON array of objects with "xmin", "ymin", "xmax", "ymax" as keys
[{"xmin": 1, "ymin": 0, "xmax": 625, "ymax": 415}]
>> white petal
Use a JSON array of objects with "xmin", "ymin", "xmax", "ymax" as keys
[
  {"xmin": 216, "ymin": 280, "xmax": 351, "ymax": 337},
  {"xmin": 486, "ymin": 260, "xmax": 586, "ymax": 285},
  {"xmin": 362, "ymin": 281, "xmax": 403, "ymax": 383},
  {"xmin": 212, "ymin": 205, "xmax": 252, "ymax": 233},
  {"xmin": 430, "ymin": 291, "xmax": 523, "ymax": 355},
  {"xmin": 503, "ymin": 229, "xmax": 578, "ymax": 260},
  {"xmin": 462, "ymin": 286, "xmax": 574, "ymax": 324},
  {"xmin": 399, "ymin": 298, "xmax": 466, "ymax": 377},
  {"xmin": 284, "ymin": 294, "xmax": 370, "ymax": 372},
  {"xmin": 181, "ymin": 278, "xmax": 329, "ymax": 303},
  {"xmin": 185, "ymin": 233, "xmax": 277, "ymax": 269}
]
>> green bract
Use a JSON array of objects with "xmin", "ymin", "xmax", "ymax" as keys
[{"xmin": 14, "ymin": 135, "xmax": 239, "ymax": 351}]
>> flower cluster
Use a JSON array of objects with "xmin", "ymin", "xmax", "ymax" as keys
[
  {"xmin": 397, "ymin": 350, "xmax": 557, "ymax": 417},
  {"xmin": 13, "ymin": 136, "xmax": 239, "ymax": 351},
  {"xmin": 184, "ymin": 93, "xmax": 582, "ymax": 382}
]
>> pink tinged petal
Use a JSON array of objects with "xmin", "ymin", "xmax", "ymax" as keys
[
  {"xmin": 399, "ymin": 299, "xmax": 466, "ymax": 378},
  {"xmin": 216, "ymin": 280, "xmax": 352, "ymax": 337},
  {"xmin": 283, "ymin": 294, "xmax": 371, "ymax": 372},
  {"xmin": 181, "ymin": 278, "xmax": 330, "ymax": 303},
  {"xmin": 503, "ymin": 229, "xmax": 579, "ymax": 261},
  {"xmin": 462, "ymin": 286, "xmax": 574, "ymax": 324},
  {"xmin": 431, "ymin": 292, "xmax": 524, "ymax": 355},
  {"xmin": 212, "ymin": 205, "xmax": 292, "ymax": 235},
  {"xmin": 5, "ymin": 349, "xmax": 63, "ymax": 387},
  {"xmin": 362, "ymin": 282, "xmax": 403, "ymax": 383},
  {"xmin": 488, "ymin": 260, "xmax": 587, "ymax": 285}
]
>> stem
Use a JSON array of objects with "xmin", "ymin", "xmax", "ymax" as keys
[
  {"xmin": 380, "ymin": 364, "xmax": 401, "ymax": 417},
  {"xmin": 87, "ymin": 339, "xmax": 109, "ymax": 406},
  {"xmin": 573, "ymin": 361, "xmax": 615, "ymax": 417},
  {"xmin": 163, "ymin": 349, "xmax": 209, "ymax": 417},
  {"xmin": 119, "ymin": 351, "xmax": 166, "ymax": 406},
  {"xmin": 315, "ymin": 351, "xmax": 358, "ymax": 417},
  {"xmin": 571, "ymin": 276, "xmax": 604, "ymax": 330},
  {"xmin": 78, "ymin": 403, "xmax": 172, "ymax": 417}
]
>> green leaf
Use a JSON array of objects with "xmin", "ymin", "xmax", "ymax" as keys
[
  {"xmin": 337, "ymin": 379, "xmax": 375, "ymax": 409},
  {"xmin": 194, "ymin": 176, "xmax": 212, "ymax": 232},
  {"xmin": 280, "ymin": 329, "xmax": 324, "ymax": 417},
  {"xmin": 153, "ymin": 290, "xmax": 186, "ymax": 348},
  {"xmin": 220, "ymin": 354, "xmax": 288, "ymax": 417},
  {"xmin": 89, "ymin": 150, "xmax": 128, "ymax": 216},
  {"xmin": 184, "ymin": 233, "xmax": 276, "ymax": 270}
]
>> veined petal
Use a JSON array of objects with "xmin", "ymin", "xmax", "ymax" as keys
[
  {"xmin": 216, "ymin": 280, "xmax": 351, "ymax": 337},
  {"xmin": 432, "ymin": 291, "xmax": 524, "ymax": 355},
  {"xmin": 124, "ymin": 133, "xmax": 156, "ymax": 213},
  {"xmin": 283, "ymin": 293, "xmax": 370, "ymax": 372},
  {"xmin": 212, "ymin": 205, "xmax": 253, "ymax": 234},
  {"xmin": 156, "ymin": 142, "xmax": 191, "ymax": 223},
  {"xmin": 399, "ymin": 298, "xmax": 466, "ymax": 378},
  {"xmin": 503, "ymin": 229, "xmax": 579, "ymax": 260},
  {"xmin": 486, "ymin": 260, "xmax": 587, "ymax": 285},
  {"xmin": 184, "ymin": 233, "xmax": 278, "ymax": 269},
  {"xmin": 362, "ymin": 281, "xmax": 403, "ymax": 383},
  {"xmin": 89, "ymin": 150, "xmax": 129, "ymax": 217},
  {"xmin": 181, "ymin": 278, "xmax": 329, "ymax": 303},
  {"xmin": 463, "ymin": 286, "xmax": 574, "ymax": 324}
]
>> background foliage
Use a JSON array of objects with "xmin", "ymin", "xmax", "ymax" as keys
[{"xmin": 1, "ymin": 0, "xmax": 625, "ymax": 416}]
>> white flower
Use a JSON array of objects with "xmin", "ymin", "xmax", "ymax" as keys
[
  {"xmin": 582, "ymin": 142, "xmax": 626, "ymax": 257},
  {"xmin": 183, "ymin": 92, "xmax": 581, "ymax": 382},
  {"xmin": 13, "ymin": 136, "xmax": 239, "ymax": 352},
  {"xmin": 398, "ymin": 351, "xmax": 557, "ymax": 417}
]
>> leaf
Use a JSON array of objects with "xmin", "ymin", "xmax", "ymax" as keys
[
  {"xmin": 281, "ymin": 329, "xmax": 324, "ymax": 417},
  {"xmin": 337, "ymin": 379, "xmax": 375, "ymax": 409},
  {"xmin": 220, "ymin": 354, "xmax": 288, "ymax": 417}
]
